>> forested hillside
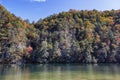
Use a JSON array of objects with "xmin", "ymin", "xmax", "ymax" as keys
[
  {"xmin": 0, "ymin": 4, "xmax": 120, "ymax": 64},
  {"xmin": 0, "ymin": 5, "xmax": 39, "ymax": 64}
]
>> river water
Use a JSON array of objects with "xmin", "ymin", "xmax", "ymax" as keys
[{"xmin": 0, "ymin": 64, "xmax": 120, "ymax": 80}]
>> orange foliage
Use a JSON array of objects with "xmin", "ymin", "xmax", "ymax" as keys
[
  {"xmin": 116, "ymin": 38, "xmax": 120, "ymax": 42},
  {"xmin": 26, "ymin": 46, "xmax": 33, "ymax": 53}
]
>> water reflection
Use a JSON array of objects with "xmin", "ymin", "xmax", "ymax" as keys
[{"xmin": 0, "ymin": 64, "xmax": 120, "ymax": 80}]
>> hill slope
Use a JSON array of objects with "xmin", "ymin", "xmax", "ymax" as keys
[
  {"xmin": 0, "ymin": 4, "xmax": 120, "ymax": 64},
  {"xmin": 0, "ymin": 5, "xmax": 38, "ymax": 64},
  {"xmin": 34, "ymin": 9, "xmax": 120, "ymax": 63}
]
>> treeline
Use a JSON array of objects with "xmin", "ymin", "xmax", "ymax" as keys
[{"xmin": 0, "ymin": 4, "xmax": 120, "ymax": 64}]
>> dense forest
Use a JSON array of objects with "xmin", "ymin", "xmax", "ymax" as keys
[{"xmin": 0, "ymin": 4, "xmax": 120, "ymax": 64}]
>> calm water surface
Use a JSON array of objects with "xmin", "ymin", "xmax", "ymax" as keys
[{"xmin": 0, "ymin": 64, "xmax": 120, "ymax": 80}]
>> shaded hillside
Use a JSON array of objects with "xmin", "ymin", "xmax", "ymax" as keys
[{"xmin": 34, "ymin": 9, "xmax": 120, "ymax": 63}]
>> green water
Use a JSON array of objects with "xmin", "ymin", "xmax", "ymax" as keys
[{"xmin": 0, "ymin": 64, "xmax": 120, "ymax": 80}]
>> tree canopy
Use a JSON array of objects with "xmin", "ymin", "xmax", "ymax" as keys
[{"xmin": 0, "ymin": 4, "xmax": 120, "ymax": 64}]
